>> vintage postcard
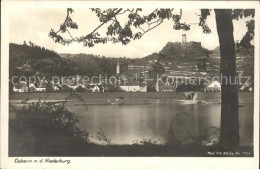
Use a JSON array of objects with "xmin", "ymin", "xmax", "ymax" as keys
[{"xmin": 1, "ymin": 0, "xmax": 259, "ymax": 169}]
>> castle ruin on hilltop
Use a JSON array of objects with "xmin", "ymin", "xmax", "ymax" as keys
[{"xmin": 181, "ymin": 34, "xmax": 201, "ymax": 48}]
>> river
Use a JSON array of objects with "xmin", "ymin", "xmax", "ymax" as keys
[{"xmin": 67, "ymin": 104, "xmax": 253, "ymax": 145}]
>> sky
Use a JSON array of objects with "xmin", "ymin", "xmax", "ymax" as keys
[{"xmin": 9, "ymin": 8, "xmax": 253, "ymax": 58}]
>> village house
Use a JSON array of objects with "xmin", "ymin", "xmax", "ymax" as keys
[
  {"xmin": 13, "ymin": 83, "xmax": 29, "ymax": 92},
  {"xmin": 116, "ymin": 62, "xmax": 148, "ymax": 92},
  {"xmin": 27, "ymin": 80, "xmax": 48, "ymax": 92},
  {"xmin": 86, "ymin": 84, "xmax": 101, "ymax": 92},
  {"xmin": 239, "ymin": 81, "xmax": 253, "ymax": 92},
  {"xmin": 204, "ymin": 81, "xmax": 221, "ymax": 92},
  {"xmin": 119, "ymin": 82, "xmax": 147, "ymax": 92},
  {"xmin": 35, "ymin": 80, "xmax": 48, "ymax": 92},
  {"xmin": 155, "ymin": 80, "xmax": 176, "ymax": 92},
  {"xmin": 50, "ymin": 81, "xmax": 63, "ymax": 92},
  {"xmin": 64, "ymin": 83, "xmax": 80, "ymax": 91},
  {"xmin": 29, "ymin": 83, "xmax": 37, "ymax": 92}
]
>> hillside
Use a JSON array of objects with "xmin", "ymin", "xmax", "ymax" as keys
[
  {"xmin": 60, "ymin": 53, "xmax": 130, "ymax": 77},
  {"xmin": 9, "ymin": 43, "xmax": 59, "ymax": 67},
  {"xmin": 9, "ymin": 42, "xmax": 254, "ymax": 83},
  {"xmin": 143, "ymin": 41, "xmax": 254, "ymax": 79},
  {"xmin": 9, "ymin": 43, "xmax": 77, "ymax": 77},
  {"xmin": 58, "ymin": 53, "xmax": 159, "ymax": 77}
]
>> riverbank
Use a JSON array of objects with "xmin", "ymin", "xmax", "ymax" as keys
[{"xmin": 9, "ymin": 92, "xmax": 254, "ymax": 105}]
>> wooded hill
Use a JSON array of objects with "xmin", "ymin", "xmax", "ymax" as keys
[{"xmin": 9, "ymin": 43, "xmax": 78, "ymax": 78}]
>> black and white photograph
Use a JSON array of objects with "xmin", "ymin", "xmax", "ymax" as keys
[{"xmin": 1, "ymin": 1, "xmax": 259, "ymax": 169}]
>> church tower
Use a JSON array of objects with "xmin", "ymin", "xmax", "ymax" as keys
[
  {"xmin": 116, "ymin": 61, "xmax": 120, "ymax": 74},
  {"xmin": 182, "ymin": 34, "xmax": 187, "ymax": 43}
]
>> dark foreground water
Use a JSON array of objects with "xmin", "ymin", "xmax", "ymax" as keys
[{"xmin": 67, "ymin": 104, "xmax": 253, "ymax": 145}]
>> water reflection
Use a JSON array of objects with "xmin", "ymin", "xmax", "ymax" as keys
[{"xmin": 68, "ymin": 104, "xmax": 253, "ymax": 145}]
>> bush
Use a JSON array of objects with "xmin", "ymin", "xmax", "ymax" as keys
[{"xmin": 9, "ymin": 100, "xmax": 89, "ymax": 156}]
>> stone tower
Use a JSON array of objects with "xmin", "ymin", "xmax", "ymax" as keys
[{"xmin": 116, "ymin": 61, "xmax": 120, "ymax": 74}]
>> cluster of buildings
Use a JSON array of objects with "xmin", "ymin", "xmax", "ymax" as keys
[
  {"xmin": 13, "ymin": 80, "xmax": 47, "ymax": 93},
  {"xmin": 12, "ymin": 79, "xmax": 107, "ymax": 93},
  {"xmin": 12, "ymin": 34, "xmax": 253, "ymax": 93},
  {"xmin": 12, "ymin": 60, "xmax": 251, "ymax": 93},
  {"xmin": 10, "ymin": 58, "xmax": 227, "ymax": 93}
]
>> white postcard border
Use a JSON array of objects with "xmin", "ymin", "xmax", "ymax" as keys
[{"xmin": 1, "ymin": 1, "xmax": 259, "ymax": 169}]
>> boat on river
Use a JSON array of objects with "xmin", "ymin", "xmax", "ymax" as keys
[
  {"xmin": 177, "ymin": 99, "xmax": 199, "ymax": 104},
  {"xmin": 107, "ymin": 99, "xmax": 125, "ymax": 106},
  {"xmin": 174, "ymin": 92, "xmax": 199, "ymax": 104}
]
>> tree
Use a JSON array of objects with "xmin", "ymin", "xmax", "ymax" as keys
[
  {"xmin": 23, "ymin": 41, "xmax": 27, "ymax": 46},
  {"xmin": 49, "ymin": 8, "xmax": 255, "ymax": 149},
  {"xmin": 9, "ymin": 100, "xmax": 89, "ymax": 156},
  {"xmin": 215, "ymin": 9, "xmax": 239, "ymax": 148}
]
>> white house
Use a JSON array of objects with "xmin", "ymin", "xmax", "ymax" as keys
[
  {"xmin": 119, "ymin": 85, "xmax": 147, "ymax": 92},
  {"xmin": 204, "ymin": 81, "xmax": 221, "ymax": 92},
  {"xmin": 155, "ymin": 80, "xmax": 176, "ymax": 92},
  {"xmin": 13, "ymin": 84, "xmax": 29, "ymax": 92},
  {"xmin": 92, "ymin": 85, "xmax": 100, "ymax": 92},
  {"xmin": 53, "ymin": 86, "xmax": 60, "ymax": 91},
  {"xmin": 65, "ymin": 84, "xmax": 80, "ymax": 91},
  {"xmin": 35, "ymin": 81, "xmax": 47, "ymax": 92},
  {"xmin": 36, "ymin": 87, "xmax": 46, "ymax": 92},
  {"xmin": 29, "ymin": 83, "xmax": 37, "ymax": 92},
  {"xmin": 139, "ymin": 85, "xmax": 147, "ymax": 92},
  {"xmin": 239, "ymin": 82, "xmax": 253, "ymax": 92}
]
